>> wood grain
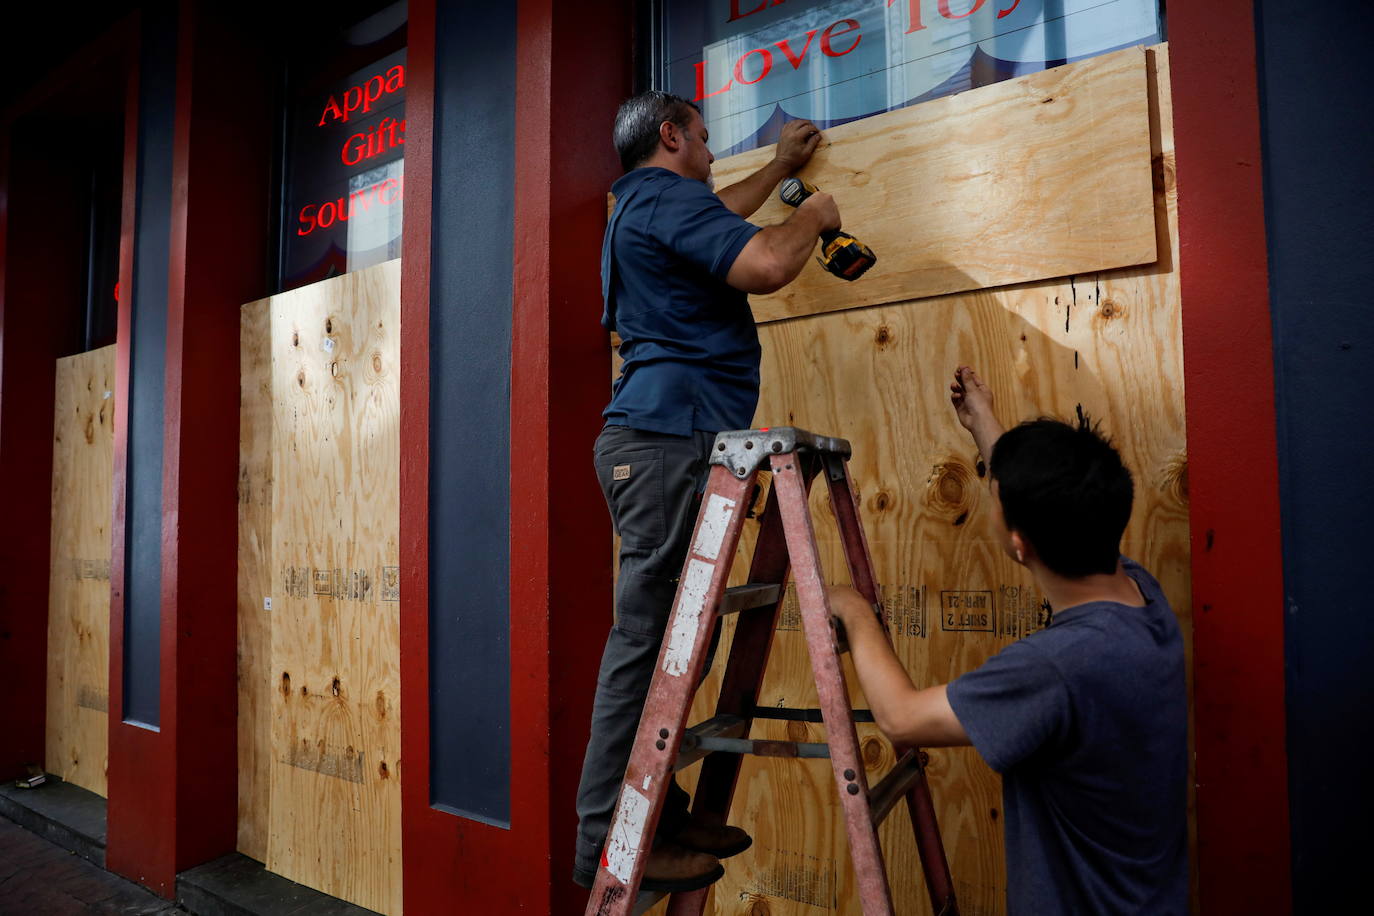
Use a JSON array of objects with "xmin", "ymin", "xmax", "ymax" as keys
[
  {"xmin": 237, "ymin": 301, "xmax": 272, "ymax": 861},
  {"xmin": 45, "ymin": 346, "xmax": 116, "ymax": 797},
  {"xmin": 711, "ymin": 46, "xmax": 1157, "ymax": 325},
  {"xmin": 648, "ymin": 46, "xmax": 1187, "ymax": 916},
  {"xmin": 262, "ymin": 260, "xmax": 402, "ymax": 913}
]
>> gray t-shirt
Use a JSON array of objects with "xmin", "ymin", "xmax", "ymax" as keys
[{"xmin": 946, "ymin": 558, "xmax": 1188, "ymax": 914}]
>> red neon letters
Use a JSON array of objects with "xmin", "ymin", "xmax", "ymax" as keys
[
  {"xmin": 696, "ymin": 18, "xmax": 861, "ymax": 101},
  {"xmin": 297, "ymin": 175, "xmax": 404, "ymax": 237},
  {"xmin": 318, "ymin": 65, "xmax": 405, "ymax": 126},
  {"xmin": 341, "ymin": 116, "xmax": 406, "ymax": 166}
]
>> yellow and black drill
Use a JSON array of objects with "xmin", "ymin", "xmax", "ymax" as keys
[{"xmin": 779, "ymin": 177, "xmax": 877, "ymax": 281}]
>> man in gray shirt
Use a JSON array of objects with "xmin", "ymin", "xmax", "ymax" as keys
[{"xmin": 831, "ymin": 366, "xmax": 1188, "ymax": 914}]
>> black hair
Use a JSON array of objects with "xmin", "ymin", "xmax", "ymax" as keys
[
  {"xmin": 612, "ymin": 91, "xmax": 701, "ymax": 172},
  {"xmin": 988, "ymin": 416, "xmax": 1134, "ymax": 578}
]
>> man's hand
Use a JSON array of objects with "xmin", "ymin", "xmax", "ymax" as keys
[
  {"xmin": 717, "ymin": 120, "xmax": 826, "ymax": 218},
  {"xmin": 798, "ymin": 190, "xmax": 841, "ymax": 234},
  {"xmin": 773, "ymin": 119, "xmax": 823, "ymax": 173},
  {"xmin": 950, "ymin": 365, "xmax": 993, "ymax": 433},
  {"xmin": 950, "ymin": 365, "xmax": 1006, "ymax": 462}
]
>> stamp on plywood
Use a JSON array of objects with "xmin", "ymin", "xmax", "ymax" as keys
[
  {"xmin": 745, "ymin": 847, "xmax": 838, "ymax": 909},
  {"xmin": 312, "ymin": 568, "xmax": 333, "ymax": 597},
  {"xmin": 940, "ymin": 590, "xmax": 995, "ymax": 632},
  {"xmin": 997, "ymin": 584, "xmax": 1051, "ymax": 639},
  {"xmin": 282, "ymin": 566, "xmax": 309, "ymax": 598},
  {"xmin": 381, "ymin": 566, "xmax": 400, "ymax": 601},
  {"xmin": 879, "ymin": 583, "xmax": 926, "ymax": 638}
]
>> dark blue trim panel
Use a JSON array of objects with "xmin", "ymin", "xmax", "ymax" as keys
[
  {"xmin": 426, "ymin": 0, "xmax": 515, "ymax": 825},
  {"xmin": 122, "ymin": 5, "xmax": 178, "ymax": 729},
  {"xmin": 1256, "ymin": 1, "xmax": 1374, "ymax": 908}
]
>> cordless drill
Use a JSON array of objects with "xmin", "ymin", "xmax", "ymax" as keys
[{"xmin": 778, "ymin": 177, "xmax": 877, "ymax": 281}]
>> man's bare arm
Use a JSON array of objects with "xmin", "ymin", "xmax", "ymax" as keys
[
  {"xmin": 829, "ymin": 587, "xmax": 970, "ymax": 748},
  {"xmin": 717, "ymin": 119, "xmax": 823, "ymax": 217},
  {"xmin": 725, "ymin": 192, "xmax": 839, "ymax": 294}
]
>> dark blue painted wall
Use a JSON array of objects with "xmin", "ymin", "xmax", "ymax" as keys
[
  {"xmin": 1255, "ymin": 1, "xmax": 1374, "ymax": 906},
  {"xmin": 122, "ymin": 3, "xmax": 178, "ymax": 729},
  {"xmin": 426, "ymin": 0, "xmax": 515, "ymax": 825}
]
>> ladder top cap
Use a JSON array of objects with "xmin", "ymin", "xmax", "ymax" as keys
[{"xmin": 710, "ymin": 426, "xmax": 852, "ymax": 477}]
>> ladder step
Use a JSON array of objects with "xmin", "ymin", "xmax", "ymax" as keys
[
  {"xmin": 690, "ymin": 736, "xmax": 831, "ymax": 759},
  {"xmin": 750, "ymin": 706, "xmax": 876, "ymax": 724},
  {"xmin": 675, "ymin": 714, "xmax": 748, "ymax": 771},
  {"xmin": 719, "ymin": 583, "xmax": 781, "ymax": 616},
  {"xmin": 868, "ymin": 749, "xmax": 926, "ymax": 827}
]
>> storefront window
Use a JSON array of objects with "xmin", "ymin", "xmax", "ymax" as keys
[
  {"xmin": 279, "ymin": 4, "xmax": 406, "ymax": 291},
  {"xmin": 655, "ymin": 0, "xmax": 1163, "ymax": 157}
]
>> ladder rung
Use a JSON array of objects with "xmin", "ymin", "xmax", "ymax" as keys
[
  {"xmin": 751, "ymin": 706, "xmax": 876, "ymax": 724},
  {"xmin": 868, "ymin": 749, "xmax": 926, "ymax": 827},
  {"xmin": 675, "ymin": 714, "xmax": 748, "ymax": 771},
  {"xmin": 719, "ymin": 583, "xmax": 782, "ymax": 616},
  {"xmin": 692, "ymin": 736, "xmax": 831, "ymax": 759}
]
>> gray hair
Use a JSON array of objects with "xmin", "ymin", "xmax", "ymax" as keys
[{"xmin": 613, "ymin": 91, "xmax": 701, "ymax": 172}]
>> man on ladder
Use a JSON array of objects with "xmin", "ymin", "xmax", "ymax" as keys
[{"xmin": 572, "ymin": 91, "xmax": 841, "ymax": 893}]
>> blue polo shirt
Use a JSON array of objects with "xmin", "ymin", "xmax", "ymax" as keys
[{"xmin": 601, "ymin": 167, "xmax": 763, "ymax": 436}]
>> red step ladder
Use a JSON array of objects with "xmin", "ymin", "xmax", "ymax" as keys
[{"xmin": 584, "ymin": 427, "xmax": 958, "ymax": 916}]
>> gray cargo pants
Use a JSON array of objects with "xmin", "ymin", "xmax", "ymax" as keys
[{"xmin": 574, "ymin": 425, "xmax": 720, "ymax": 878}]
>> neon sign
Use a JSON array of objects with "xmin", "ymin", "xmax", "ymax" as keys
[{"xmin": 282, "ymin": 45, "xmax": 407, "ymax": 290}]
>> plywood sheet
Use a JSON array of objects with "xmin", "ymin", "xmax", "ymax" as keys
[
  {"xmin": 46, "ymin": 345, "xmax": 116, "ymax": 797},
  {"xmin": 237, "ymin": 300, "xmax": 272, "ymax": 861},
  {"xmin": 265, "ymin": 260, "xmax": 402, "ymax": 914},
  {"xmin": 712, "ymin": 46, "xmax": 1157, "ymax": 325},
  {"xmin": 647, "ymin": 46, "xmax": 1187, "ymax": 916}
]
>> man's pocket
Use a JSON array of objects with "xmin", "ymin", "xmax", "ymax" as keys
[{"xmin": 595, "ymin": 448, "xmax": 665, "ymax": 550}]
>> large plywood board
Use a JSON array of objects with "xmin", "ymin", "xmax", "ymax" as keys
[
  {"xmin": 46, "ymin": 345, "xmax": 116, "ymax": 797},
  {"xmin": 643, "ymin": 47, "xmax": 1187, "ymax": 916},
  {"xmin": 238, "ymin": 301, "xmax": 272, "ymax": 861},
  {"xmin": 265, "ymin": 260, "xmax": 402, "ymax": 914},
  {"xmin": 712, "ymin": 46, "xmax": 1157, "ymax": 325}
]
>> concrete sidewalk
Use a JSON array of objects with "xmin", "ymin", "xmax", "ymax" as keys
[{"xmin": 0, "ymin": 814, "xmax": 187, "ymax": 916}]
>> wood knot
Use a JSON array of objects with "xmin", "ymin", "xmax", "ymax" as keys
[
  {"xmin": 378, "ymin": 760, "xmax": 390, "ymax": 780},
  {"xmin": 1161, "ymin": 451, "xmax": 1189, "ymax": 507},
  {"xmin": 331, "ymin": 676, "xmax": 342, "ymax": 697},
  {"xmin": 296, "ymin": 371, "xmax": 305, "ymax": 388},
  {"xmin": 375, "ymin": 691, "xmax": 389, "ymax": 718},
  {"xmin": 372, "ymin": 352, "xmax": 383, "ymax": 374},
  {"xmin": 84, "ymin": 415, "xmax": 95, "ymax": 444},
  {"xmin": 868, "ymin": 489, "xmax": 894, "ymax": 513},
  {"xmin": 786, "ymin": 720, "xmax": 810, "ymax": 743},
  {"xmin": 279, "ymin": 672, "xmax": 291, "ymax": 698},
  {"xmin": 927, "ymin": 461, "xmax": 973, "ymax": 523},
  {"xmin": 1152, "ymin": 152, "xmax": 1177, "ymax": 194},
  {"xmin": 874, "ymin": 324, "xmax": 893, "ymax": 349},
  {"xmin": 325, "ymin": 317, "xmax": 333, "ymax": 334},
  {"xmin": 1099, "ymin": 299, "xmax": 1122, "ymax": 320},
  {"xmin": 990, "ymin": 807, "xmax": 999, "ymax": 821},
  {"xmin": 746, "ymin": 895, "xmax": 772, "ymax": 916},
  {"xmin": 861, "ymin": 735, "xmax": 887, "ymax": 769},
  {"xmin": 292, "ymin": 331, "xmax": 299, "ymax": 347}
]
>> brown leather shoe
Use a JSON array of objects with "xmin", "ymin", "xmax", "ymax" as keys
[
  {"xmin": 669, "ymin": 821, "xmax": 753, "ymax": 859},
  {"xmin": 640, "ymin": 841, "xmax": 725, "ymax": 893}
]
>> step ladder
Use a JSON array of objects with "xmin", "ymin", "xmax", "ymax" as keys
[{"xmin": 584, "ymin": 427, "xmax": 958, "ymax": 916}]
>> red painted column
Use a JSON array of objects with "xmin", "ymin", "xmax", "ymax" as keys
[
  {"xmin": 0, "ymin": 23, "xmax": 134, "ymax": 783},
  {"xmin": 1170, "ymin": 2, "xmax": 1292, "ymax": 912},
  {"xmin": 106, "ymin": 1, "xmax": 272, "ymax": 894},
  {"xmin": 399, "ymin": 1, "xmax": 629, "ymax": 912}
]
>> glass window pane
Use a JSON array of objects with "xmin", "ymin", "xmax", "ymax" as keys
[{"xmin": 657, "ymin": 0, "xmax": 1163, "ymax": 157}]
